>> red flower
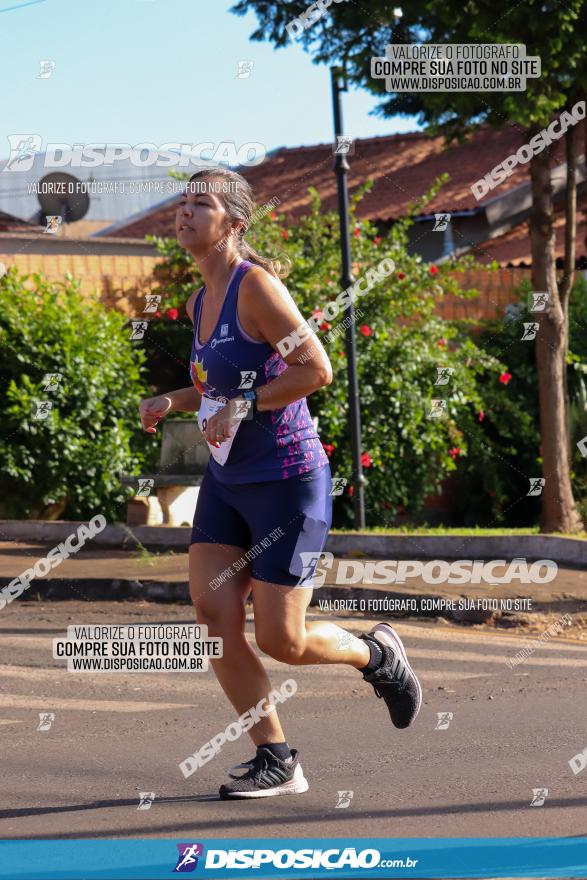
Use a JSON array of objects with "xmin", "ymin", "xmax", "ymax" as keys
[
  {"xmin": 322, "ymin": 443, "xmax": 335, "ymax": 457},
  {"xmin": 360, "ymin": 324, "xmax": 373, "ymax": 337},
  {"xmin": 154, "ymin": 310, "xmax": 162, "ymax": 319},
  {"xmin": 429, "ymin": 265, "xmax": 439, "ymax": 275},
  {"xmin": 281, "ymin": 228, "xmax": 288, "ymax": 239},
  {"xmin": 353, "ymin": 226, "xmax": 360, "ymax": 238},
  {"xmin": 478, "ymin": 410, "xmax": 485, "ymax": 422},
  {"xmin": 339, "ymin": 351, "xmax": 346, "ymax": 358},
  {"xmin": 349, "ymin": 485, "xmax": 355, "ymax": 497},
  {"xmin": 311, "ymin": 309, "xmax": 331, "ymax": 331},
  {"xmin": 499, "ymin": 371, "xmax": 512, "ymax": 385},
  {"xmin": 373, "ymin": 236, "xmax": 381, "ymax": 245},
  {"xmin": 361, "ymin": 451, "xmax": 373, "ymax": 468},
  {"xmin": 449, "ymin": 447, "xmax": 460, "ymax": 460},
  {"xmin": 398, "ymin": 272, "xmax": 406, "ymax": 280},
  {"xmin": 437, "ymin": 338, "xmax": 447, "ymax": 347},
  {"xmin": 166, "ymin": 307, "xmax": 179, "ymax": 320},
  {"xmin": 269, "ymin": 212, "xmax": 277, "ymax": 220}
]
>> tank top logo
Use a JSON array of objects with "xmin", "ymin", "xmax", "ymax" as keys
[
  {"xmin": 190, "ymin": 354, "xmax": 230, "ymax": 403},
  {"xmin": 210, "ymin": 335, "xmax": 235, "ymax": 349},
  {"xmin": 190, "ymin": 355, "xmax": 210, "ymax": 394}
]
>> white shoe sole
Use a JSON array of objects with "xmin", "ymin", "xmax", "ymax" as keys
[
  {"xmin": 222, "ymin": 763, "xmax": 309, "ymax": 799},
  {"xmin": 370, "ymin": 622, "xmax": 423, "ymax": 721}
]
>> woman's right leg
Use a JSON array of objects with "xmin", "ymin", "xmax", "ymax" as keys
[{"xmin": 189, "ymin": 542, "xmax": 286, "ymax": 748}]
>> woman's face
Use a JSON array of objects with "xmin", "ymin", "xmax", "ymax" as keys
[{"xmin": 176, "ymin": 178, "xmax": 232, "ymax": 253}]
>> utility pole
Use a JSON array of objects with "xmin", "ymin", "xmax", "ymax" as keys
[{"xmin": 330, "ymin": 65, "xmax": 366, "ymax": 528}]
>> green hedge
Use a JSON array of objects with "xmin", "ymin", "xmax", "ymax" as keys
[{"xmin": 0, "ymin": 270, "xmax": 148, "ymax": 521}]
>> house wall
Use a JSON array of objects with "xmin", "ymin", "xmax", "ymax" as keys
[
  {"xmin": 439, "ymin": 267, "xmax": 532, "ymax": 320},
  {"xmin": 0, "ymin": 248, "xmax": 163, "ymax": 312}
]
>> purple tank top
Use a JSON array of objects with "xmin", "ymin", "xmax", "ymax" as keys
[{"xmin": 189, "ymin": 260, "xmax": 328, "ymax": 484}]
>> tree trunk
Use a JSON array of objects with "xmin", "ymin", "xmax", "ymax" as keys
[
  {"xmin": 560, "ymin": 118, "xmax": 578, "ymax": 305},
  {"xmin": 561, "ymin": 116, "xmax": 578, "ymax": 462},
  {"xmin": 530, "ymin": 141, "xmax": 582, "ymax": 533}
]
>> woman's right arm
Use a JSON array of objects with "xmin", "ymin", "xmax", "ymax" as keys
[
  {"xmin": 139, "ymin": 387, "xmax": 201, "ymax": 434},
  {"xmin": 139, "ymin": 292, "xmax": 200, "ymax": 433}
]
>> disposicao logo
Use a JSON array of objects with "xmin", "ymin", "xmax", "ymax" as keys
[{"xmin": 173, "ymin": 843, "xmax": 204, "ymax": 873}]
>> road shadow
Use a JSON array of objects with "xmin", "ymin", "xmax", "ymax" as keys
[{"xmin": 1, "ymin": 794, "xmax": 586, "ymax": 838}]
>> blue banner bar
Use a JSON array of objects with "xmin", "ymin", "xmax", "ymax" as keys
[{"xmin": 0, "ymin": 837, "xmax": 586, "ymax": 879}]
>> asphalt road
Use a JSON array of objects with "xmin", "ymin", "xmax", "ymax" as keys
[{"xmin": 1, "ymin": 600, "xmax": 586, "ymax": 840}]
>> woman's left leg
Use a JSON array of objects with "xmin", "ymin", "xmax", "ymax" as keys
[
  {"xmin": 252, "ymin": 580, "xmax": 369, "ymax": 668},
  {"xmin": 238, "ymin": 468, "xmax": 421, "ymax": 730},
  {"xmin": 252, "ymin": 579, "xmax": 422, "ymax": 732}
]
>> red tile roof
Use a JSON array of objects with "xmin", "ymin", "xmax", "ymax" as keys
[
  {"xmin": 0, "ymin": 211, "xmax": 42, "ymax": 233},
  {"xmin": 108, "ymin": 126, "xmax": 564, "ymax": 241},
  {"xmin": 476, "ymin": 192, "xmax": 587, "ymax": 267}
]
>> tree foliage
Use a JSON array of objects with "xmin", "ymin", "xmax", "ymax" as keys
[
  {"xmin": 231, "ymin": 0, "xmax": 587, "ymax": 533},
  {"xmin": 231, "ymin": 0, "xmax": 586, "ymax": 132}
]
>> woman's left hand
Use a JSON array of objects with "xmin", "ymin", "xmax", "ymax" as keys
[{"xmin": 202, "ymin": 399, "xmax": 244, "ymax": 447}]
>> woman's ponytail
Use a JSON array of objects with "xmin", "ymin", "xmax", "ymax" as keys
[{"xmin": 237, "ymin": 237, "xmax": 290, "ymax": 279}]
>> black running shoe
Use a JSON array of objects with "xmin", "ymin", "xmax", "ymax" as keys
[
  {"xmin": 360, "ymin": 623, "xmax": 422, "ymax": 729},
  {"xmin": 219, "ymin": 747, "xmax": 308, "ymax": 799}
]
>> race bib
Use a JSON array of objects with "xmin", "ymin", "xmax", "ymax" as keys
[{"xmin": 197, "ymin": 396, "xmax": 241, "ymax": 466}]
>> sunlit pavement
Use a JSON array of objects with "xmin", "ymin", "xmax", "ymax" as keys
[{"xmin": 1, "ymin": 600, "xmax": 586, "ymax": 839}]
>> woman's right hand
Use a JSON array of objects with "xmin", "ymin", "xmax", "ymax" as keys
[{"xmin": 139, "ymin": 394, "xmax": 173, "ymax": 434}]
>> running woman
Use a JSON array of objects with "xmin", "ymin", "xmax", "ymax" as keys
[{"xmin": 139, "ymin": 167, "xmax": 422, "ymax": 799}]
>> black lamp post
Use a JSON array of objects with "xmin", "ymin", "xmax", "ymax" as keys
[{"xmin": 330, "ymin": 65, "xmax": 366, "ymax": 529}]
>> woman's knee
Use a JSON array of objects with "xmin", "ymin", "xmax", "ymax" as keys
[
  {"xmin": 191, "ymin": 590, "xmax": 244, "ymax": 636},
  {"xmin": 256, "ymin": 628, "xmax": 307, "ymax": 664},
  {"xmin": 188, "ymin": 544, "xmax": 249, "ymax": 627}
]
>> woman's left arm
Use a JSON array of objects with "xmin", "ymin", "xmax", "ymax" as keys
[
  {"xmin": 201, "ymin": 268, "xmax": 333, "ymax": 446},
  {"xmin": 239, "ymin": 267, "xmax": 333, "ymax": 411}
]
